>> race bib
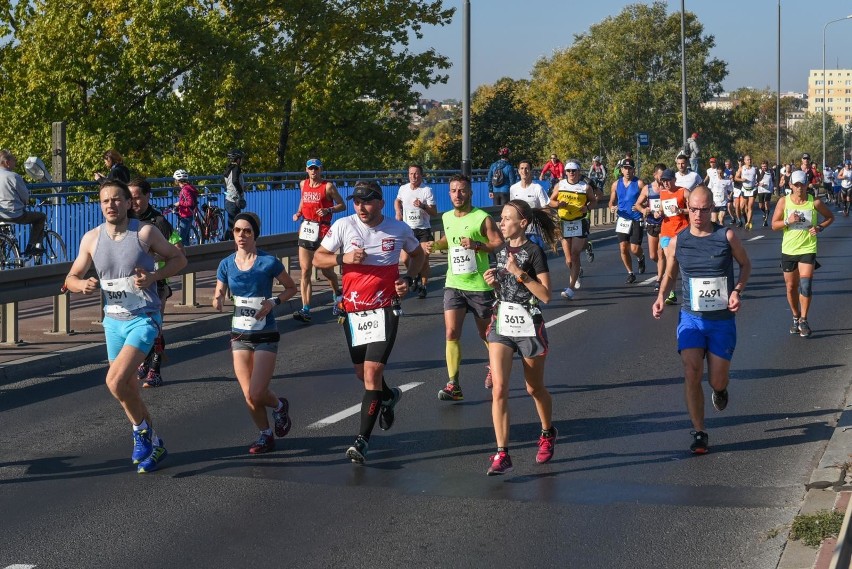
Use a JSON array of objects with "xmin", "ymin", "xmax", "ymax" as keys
[
  {"xmin": 101, "ymin": 277, "xmax": 146, "ymax": 315},
  {"xmin": 348, "ymin": 310, "xmax": 386, "ymax": 347},
  {"xmin": 662, "ymin": 198, "xmax": 680, "ymax": 217},
  {"xmin": 450, "ymin": 246, "xmax": 477, "ymax": 275},
  {"xmin": 787, "ymin": 209, "xmax": 813, "ymax": 231},
  {"xmin": 496, "ymin": 302, "xmax": 536, "ymax": 337},
  {"xmin": 298, "ymin": 220, "xmax": 320, "ymax": 242},
  {"xmin": 689, "ymin": 277, "xmax": 728, "ymax": 312},
  {"xmin": 648, "ymin": 198, "xmax": 662, "ymax": 215},
  {"xmin": 562, "ymin": 220, "xmax": 582, "ymax": 238},
  {"xmin": 232, "ymin": 296, "xmax": 266, "ymax": 331},
  {"xmin": 404, "ymin": 208, "xmax": 423, "ymax": 226},
  {"xmin": 615, "ymin": 217, "xmax": 633, "ymax": 234}
]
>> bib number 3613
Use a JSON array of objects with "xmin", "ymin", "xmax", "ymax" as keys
[
  {"xmin": 496, "ymin": 302, "xmax": 535, "ymax": 337},
  {"xmin": 348, "ymin": 310, "xmax": 387, "ymax": 347}
]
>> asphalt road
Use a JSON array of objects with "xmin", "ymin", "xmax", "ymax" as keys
[{"xmin": 2, "ymin": 211, "xmax": 852, "ymax": 569}]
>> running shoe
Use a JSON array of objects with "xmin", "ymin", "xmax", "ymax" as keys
[
  {"xmin": 438, "ymin": 382, "xmax": 464, "ymax": 401},
  {"xmin": 737, "ymin": 220, "xmax": 743, "ymax": 228},
  {"xmin": 272, "ymin": 397, "xmax": 292, "ymax": 438},
  {"xmin": 585, "ymin": 242, "xmax": 594, "ymax": 263},
  {"xmin": 418, "ymin": 286, "xmax": 427, "ymax": 299},
  {"xmin": 379, "ymin": 387, "xmax": 401, "ymax": 431},
  {"xmin": 142, "ymin": 370, "xmax": 163, "ymax": 389},
  {"xmin": 292, "ymin": 308, "xmax": 312, "ymax": 323},
  {"xmin": 798, "ymin": 319, "xmax": 812, "ymax": 338},
  {"xmin": 762, "ymin": 216, "xmax": 769, "ymax": 227},
  {"xmin": 626, "ymin": 272, "xmax": 636, "ymax": 284},
  {"xmin": 137, "ymin": 360, "xmax": 150, "ymax": 381},
  {"xmin": 484, "ymin": 366, "xmax": 493, "ymax": 390},
  {"xmin": 536, "ymin": 427, "xmax": 558, "ymax": 464},
  {"xmin": 653, "ymin": 280, "xmax": 660, "ymax": 293},
  {"xmin": 711, "ymin": 389, "xmax": 729, "ymax": 412},
  {"xmin": 664, "ymin": 291, "xmax": 677, "ymax": 305},
  {"xmin": 575, "ymin": 269, "xmax": 582, "ymax": 290},
  {"xmin": 789, "ymin": 318, "xmax": 800, "ymax": 335},
  {"xmin": 249, "ymin": 432, "xmax": 275, "ymax": 454},
  {"xmin": 132, "ymin": 428, "xmax": 153, "ymax": 464},
  {"xmin": 331, "ymin": 296, "xmax": 342, "ymax": 317},
  {"xmin": 560, "ymin": 287, "xmax": 575, "ymax": 300},
  {"xmin": 745, "ymin": 221, "xmax": 752, "ymax": 231},
  {"xmin": 137, "ymin": 442, "xmax": 167, "ymax": 474},
  {"xmin": 487, "ymin": 451, "xmax": 513, "ymax": 476},
  {"xmin": 689, "ymin": 430, "xmax": 709, "ymax": 454},
  {"xmin": 638, "ymin": 256, "xmax": 646, "ymax": 274},
  {"xmin": 346, "ymin": 436, "xmax": 369, "ymax": 464}
]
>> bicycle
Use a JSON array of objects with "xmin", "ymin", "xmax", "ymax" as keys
[
  {"xmin": 0, "ymin": 198, "xmax": 67, "ymax": 269},
  {"xmin": 163, "ymin": 194, "xmax": 225, "ymax": 245}
]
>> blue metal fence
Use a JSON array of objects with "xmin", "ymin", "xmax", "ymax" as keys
[{"xmin": 8, "ymin": 171, "xmax": 494, "ymax": 261}]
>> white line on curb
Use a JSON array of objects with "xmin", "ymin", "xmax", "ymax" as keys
[{"xmin": 306, "ymin": 381, "xmax": 425, "ymax": 429}]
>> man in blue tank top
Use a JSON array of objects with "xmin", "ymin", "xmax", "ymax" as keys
[
  {"xmin": 608, "ymin": 158, "xmax": 646, "ymax": 283},
  {"xmin": 652, "ymin": 186, "xmax": 751, "ymax": 455}
]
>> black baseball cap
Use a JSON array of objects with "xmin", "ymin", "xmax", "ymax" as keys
[
  {"xmin": 802, "ymin": 153, "xmax": 811, "ymax": 160},
  {"xmin": 660, "ymin": 169, "xmax": 676, "ymax": 181},
  {"xmin": 621, "ymin": 158, "xmax": 636, "ymax": 169},
  {"xmin": 347, "ymin": 181, "xmax": 383, "ymax": 201}
]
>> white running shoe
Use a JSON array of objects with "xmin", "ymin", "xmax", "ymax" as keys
[{"xmin": 560, "ymin": 287, "xmax": 575, "ymax": 300}]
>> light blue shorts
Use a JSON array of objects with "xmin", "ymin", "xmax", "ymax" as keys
[
  {"xmin": 677, "ymin": 311, "xmax": 736, "ymax": 361},
  {"xmin": 103, "ymin": 313, "xmax": 162, "ymax": 361},
  {"xmin": 660, "ymin": 236, "xmax": 672, "ymax": 249}
]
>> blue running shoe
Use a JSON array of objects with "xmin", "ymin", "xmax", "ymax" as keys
[
  {"xmin": 137, "ymin": 443, "xmax": 167, "ymax": 473},
  {"xmin": 132, "ymin": 428, "xmax": 153, "ymax": 465}
]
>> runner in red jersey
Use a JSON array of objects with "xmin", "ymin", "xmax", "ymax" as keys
[
  {"xmin": 291, "ymin": 158, "xmax": 345, "ymax": 323},
  {"xmin": 313, "ymin": 181, "xmax": 425, "ymax": 464}
]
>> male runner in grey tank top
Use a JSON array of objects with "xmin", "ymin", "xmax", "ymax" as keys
[{"xmin": 65, "ymin": 180, "xmax": 186, "ymax": 473}]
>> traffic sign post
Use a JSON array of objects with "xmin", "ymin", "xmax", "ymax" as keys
[{"xmin": 636, "ymin": 132, "xmax": 650, "ymax": 176}]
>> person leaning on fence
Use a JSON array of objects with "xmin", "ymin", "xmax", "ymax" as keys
[
  {"xmin": 0, "ymin": 149, "xmax": 46, "ymax": 256},
  {"xmin": 174, "ymin": 169, "xmax": 198, "ymax": 246},
  {"xmin": 223, "ymin": 149, "xmax": 247, "ymax": 240},
  {"xmin": 94, "ymin": 149, "xmax": 131, "ymax": 184}
]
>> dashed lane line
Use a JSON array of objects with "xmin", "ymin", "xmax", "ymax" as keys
[
  {"xmin": 747, "ymin": 235, "xmax": 765, "ymax": 241},
  {"xmin": 306, "ymin": 382, "xmax": 424, "ymax": 429},
  {"xmin": 545, "ymin": 309, "xmax": 586, "ymax": 328}
]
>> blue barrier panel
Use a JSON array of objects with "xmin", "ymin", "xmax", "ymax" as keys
[{"xmin": 8, "ymin": 175, "xmax": 494, "ymax": 262}]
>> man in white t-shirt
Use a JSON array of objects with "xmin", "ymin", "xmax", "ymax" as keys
[
  {"xmin": 675, "ymin": 154, "xmax": 701, "ymax": 190},
  {"xmin": 394, "ymin": 164, "xmax": 437, "ymax": 298},
  {"xmin": 702, "ymin": 156, "xmax": 719, "ymax": 186},
  {"xmin": 510, "ymin": 159, "xmax": 550, "ymax": 249}
]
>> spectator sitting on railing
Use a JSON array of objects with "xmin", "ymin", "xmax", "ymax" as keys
[
  {"xmin": 174, "ymin": 169, "xmax": 198, "ymax": 246},
  {"xmin": 94, "ymin": 149, "xmax": 131, "ymax": 184},
  {"xmin": 0, "ymin": 149, "xmax": 46, "ymax": 256}
]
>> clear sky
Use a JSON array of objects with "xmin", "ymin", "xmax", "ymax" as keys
[{"xmin": 411, "ymin": 0, "xmax": 852, "ymax": 100}]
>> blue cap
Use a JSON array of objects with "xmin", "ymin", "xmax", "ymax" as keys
[{"xmin": 306, "ymin": 158, "xmax": 322, "ymax": 168}]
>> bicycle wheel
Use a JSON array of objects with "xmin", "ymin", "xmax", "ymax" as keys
[
  {"xmin": 209, "ymin": 210, "xmax": 225, "ymax": 242},
  {"xmin": 188, "ymin": 225, "xmax": 201, "ymax": 246},
  {"xmin": 0, "ymin": 236, "xmax": 22, "ymax": 269},
  {"xmin": 39, "ymin": 231, "xmax": 67, "ymax": 265}
]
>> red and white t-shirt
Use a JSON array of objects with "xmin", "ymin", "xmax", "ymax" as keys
[{"xmin": 321, "ymin": 214, "xmax": 419, "ymax": 311}]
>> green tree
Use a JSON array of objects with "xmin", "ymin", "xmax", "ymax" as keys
[
  {"xmin": 0, "ymin": 0, "xmax": 454, "ymax": 179},
  {"xmin": 788, "ymin": 114, "xmax": 843, "ymax": 167},
  {"xmin": 525, "ymin": 1, "xmax": 726, "ymax": 178}
]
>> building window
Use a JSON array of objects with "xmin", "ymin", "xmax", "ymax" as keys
[{"xmin": 829, "ymin": 80, "xmax": 835, "ymax": 86}]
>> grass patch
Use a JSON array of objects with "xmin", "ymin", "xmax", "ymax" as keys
[{"xmin": 790, "ymin": 510, "xmax": 845, "ymax": 547}]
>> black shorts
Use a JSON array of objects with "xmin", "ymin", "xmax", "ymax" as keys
[
  {"xmin": 645, "ymin": 223, "xmax": 661, "ymax": 238},
  {"xmin": 781, "ymin": 253, "xmax": 819, "ymax": 272},
  {"xmin": 757, "ymin": 192, "xmax": 772, "ymax": 203},
  {"xmin": 616, "ymin": 219, "xmax": 644, "ymax": 245},
  {"xmin": 443, "ymin": 288, "xmax": 495, "ymax": 320},
  {"xmin": 298, "ymin": 239, "xmax": 321, "ymax": 251},
  {"xmin": 413, "ymin": 228, "xmax": 434, "ymax": 243},
  {"xmin": 342, "ymin": 306, "xmax": 400, "ymax": 365}
]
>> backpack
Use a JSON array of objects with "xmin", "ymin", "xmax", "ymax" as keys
[{"xmin": 491, "ymin": 161, "xmax": 506, "ymax": 188}]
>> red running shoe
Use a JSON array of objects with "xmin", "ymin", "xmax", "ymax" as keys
[
  {"xmin": 487, "ymin": 451, "xmax": 513, "ymax": 476},
  {"xmin": 536, "ymin": 427, "xmax": 558, "ymax": 464}
]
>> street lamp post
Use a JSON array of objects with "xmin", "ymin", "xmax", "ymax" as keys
[
  {"xmin": 680, "ymin": 0, "xmax": 688, "ymax": 148},
  {"xmin": 461, "ymin": 0, "xmax": 471, "ymax": 176},
  {"xmin": 822, "ymin": 15, "xmax": 852, "ymax": 171}
]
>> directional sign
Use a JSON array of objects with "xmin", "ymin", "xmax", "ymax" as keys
[{"xmin": 636, "ymin": 132, "xmax": 650, "ymax": 147}]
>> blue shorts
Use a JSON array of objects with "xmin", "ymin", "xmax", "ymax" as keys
[
  {"xmin": 660, "ymin": 236, "xmax": 672, "ymax": 249},
  {"xmin": 676, "ymin": 311, "xmax": 736, "ymax": 361},
  {"xmin": 103, "ymin": 313, "xmax": 163, "ymax": 361}
]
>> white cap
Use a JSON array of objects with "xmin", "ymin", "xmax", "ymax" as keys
[
  {"xmin": 565, "ymin": 161, "xmax": 581, "ymax": 170},
  {"xmin": 791, "ymin": 170, "xmax": 807, "ymax": 186}
]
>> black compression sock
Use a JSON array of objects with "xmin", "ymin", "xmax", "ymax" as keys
[
  {"xmin": 381, "ymin": 376, "xmax": 393, "ymax": 401},
  {"xmin": 358, "ymin": 390, "xmax": 383, "ymax": 440}
]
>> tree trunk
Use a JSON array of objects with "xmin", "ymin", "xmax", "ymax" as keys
[{"xmin": 277, "ymin": 98, "xmax": 293, "ymax": 170}]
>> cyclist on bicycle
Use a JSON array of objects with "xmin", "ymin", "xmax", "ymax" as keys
[
  {"xmin": 223, "ymin": 149, "xmax": 246, "ymax": 240},
  {"xmin": 587, "ymin": 156, "xmax": 607, "ymax": 202},
  {"xmin": 0, "ymin": 149, "xmax": 46, "ymax": 256},
  {"xmin": 174, "ymin": 169, "xmax": 198, "ymax": 246}
]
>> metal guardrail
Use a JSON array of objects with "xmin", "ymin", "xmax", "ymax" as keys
[{"xmin": 0, "ymin": 205, "xmax": 618, "ymax": 345}]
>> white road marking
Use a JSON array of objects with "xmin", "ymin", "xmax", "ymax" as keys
[
  {"xmin": 639, "ymin": 276, "xmax": 658, "ymax": 286},
  {"xmin": 307, "ymin": 381, "xmax": 424, "ymax": 429},
  {"xmin": 545, "ymin": 309, "xmax": 586, "ymax": 328},
  {"xmin": 747, "ymin": 235, "xmax": 765, "ymax": 242},
  {"xmin": 5, "ymin": 565, "xmax": 37, "ymax": 568}
]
